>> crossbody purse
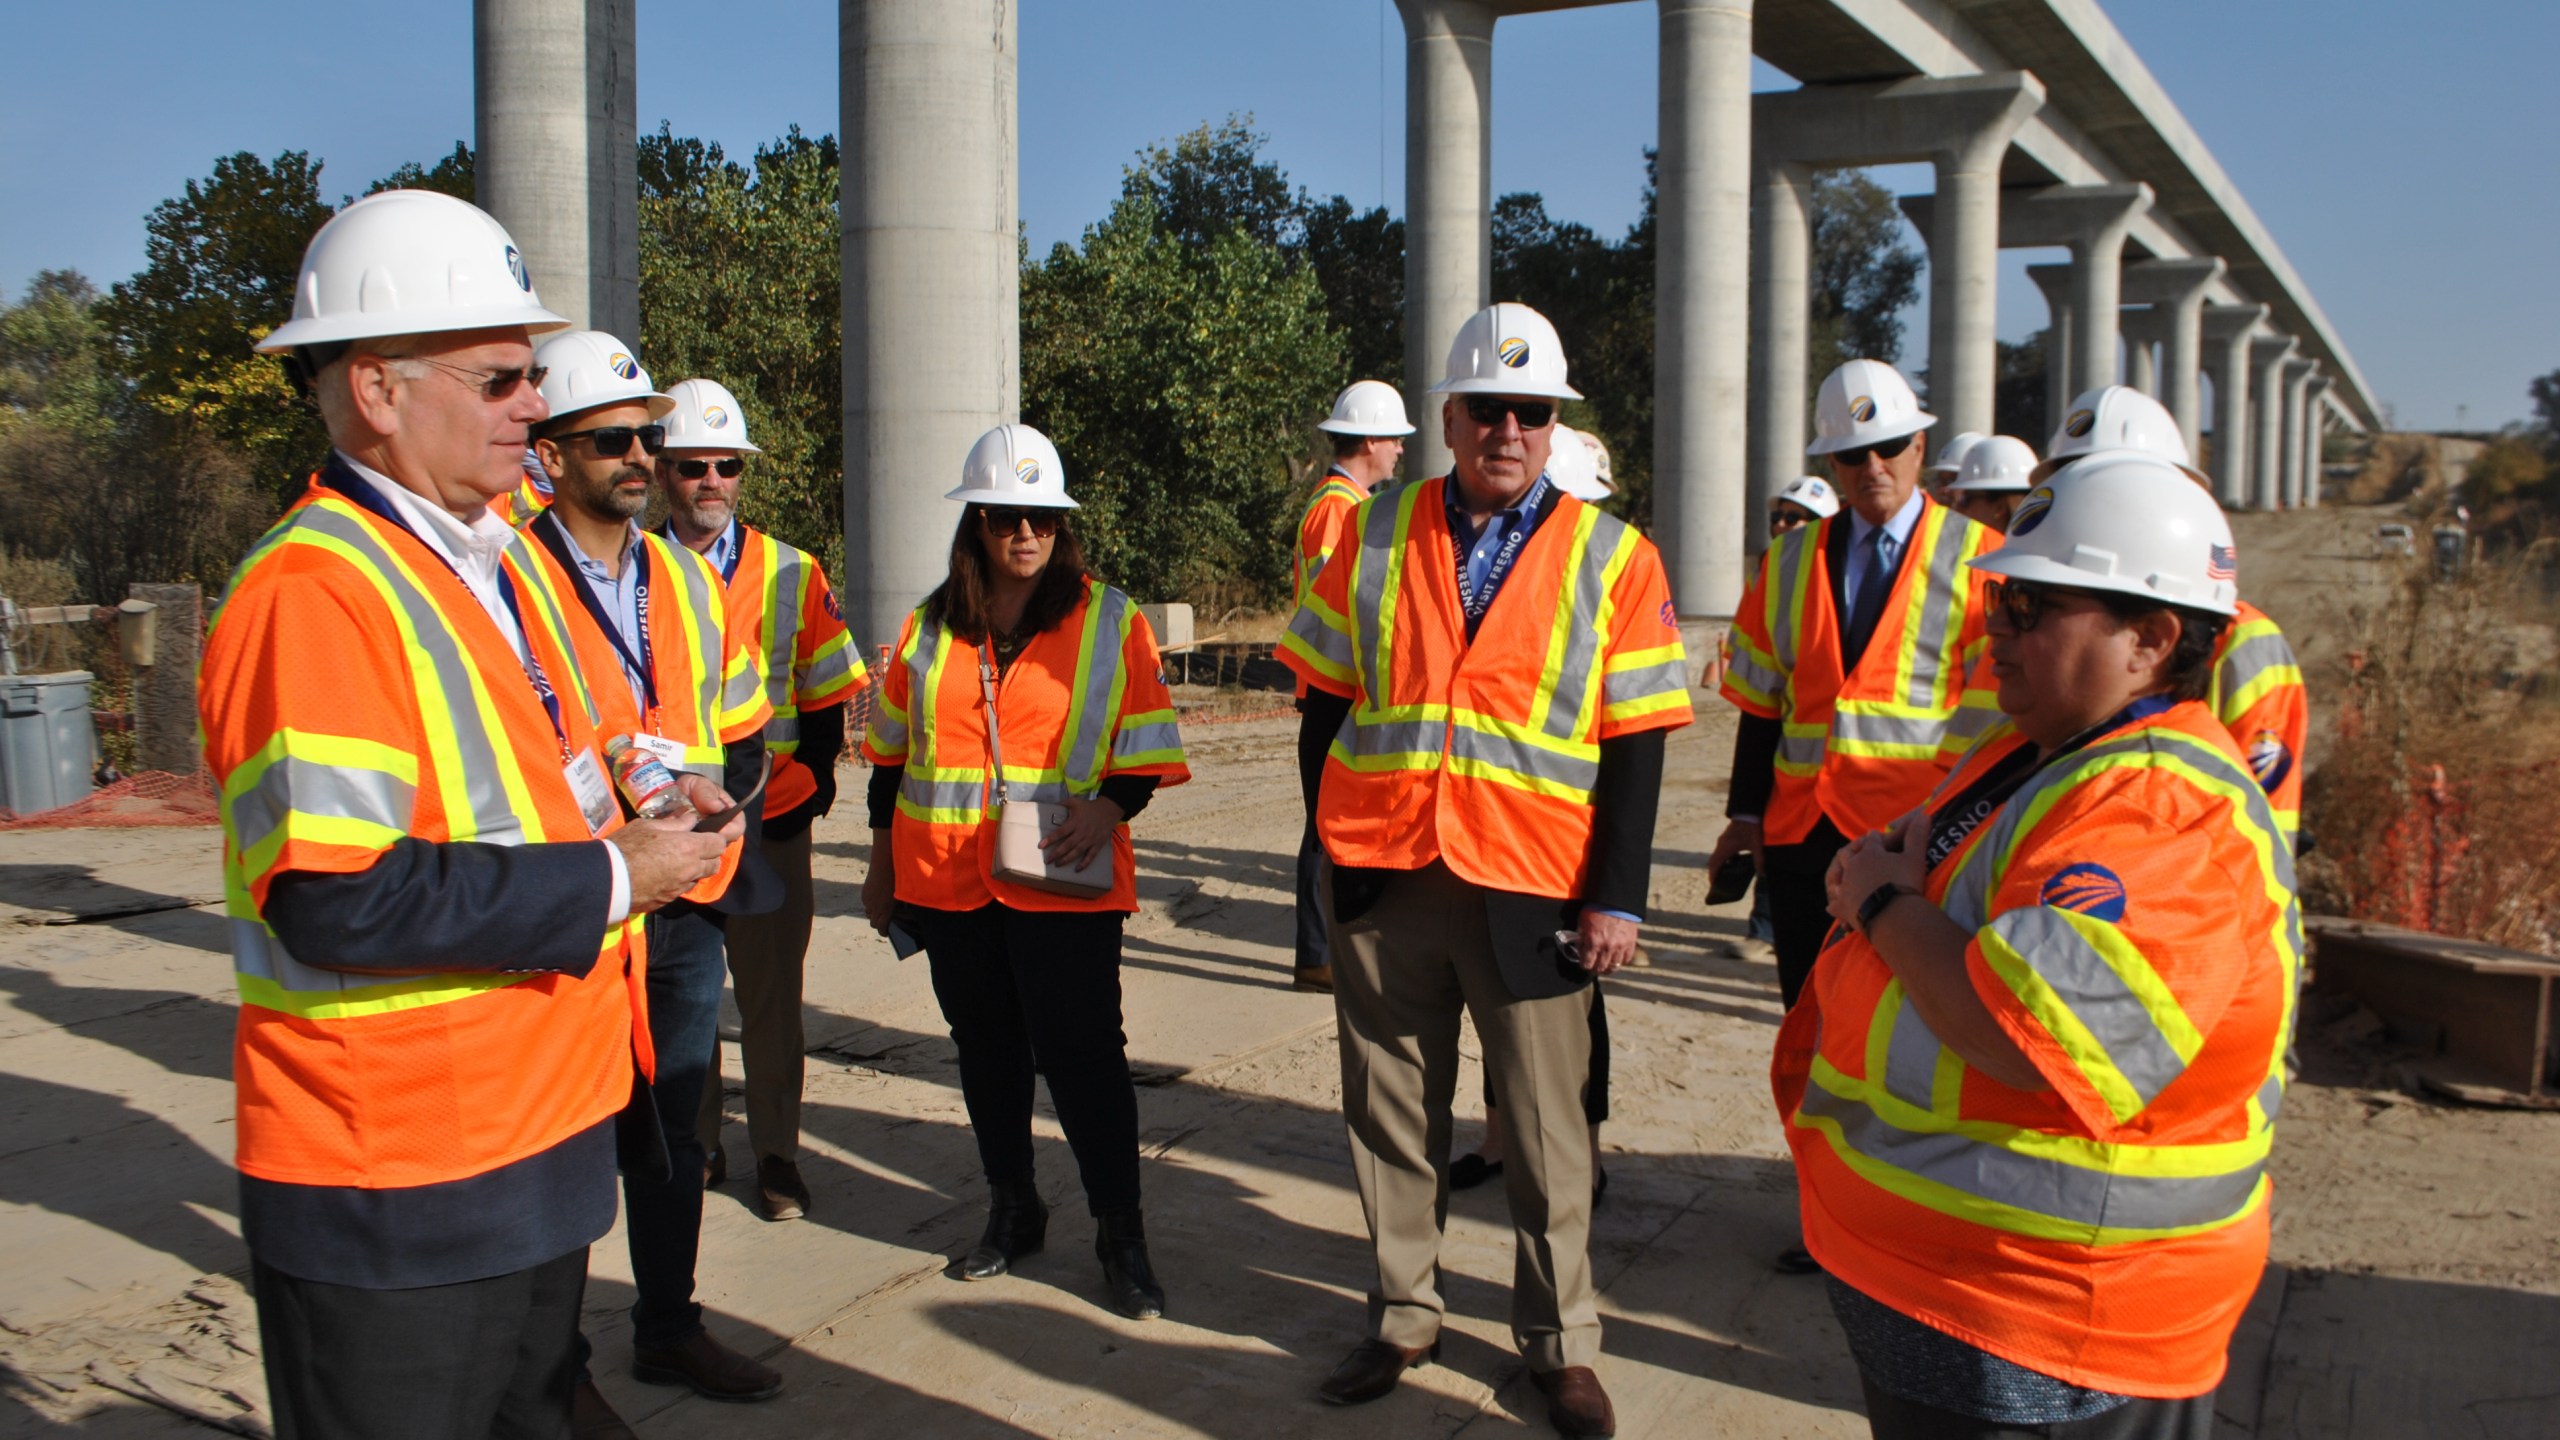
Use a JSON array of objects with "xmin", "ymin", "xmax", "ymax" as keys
[{"xmin": 980, "ymin": 657, "xmax": 1116, "ymax": 897}]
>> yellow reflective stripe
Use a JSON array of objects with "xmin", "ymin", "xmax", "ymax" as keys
[
  {"xmin": 238, "ymin": 968, "xmax": 534, "ymax": 1020},
  {"xmin": 502, "ymin": 544, "xmax": 606, "ymax": 733},
  {"xmin": 1112, "ymin": 706, "xmax": 1184, "ymax": 768},
  {"xmin": 1445, "ymin": 708, "xmax": 1600, "ymax": 802},
  {"xmin": 1777, "ymin": 721, "xmax": 1827, "ymax": 776},
  {"xmin": 1602, "ymin": 689, "xmax": 1692, "ymax": 727},
  {"xmin": 1282, "ymin": 590, "xmax": 1357, "ymax": 682},
  {"xmin": 1768, "ymin": 524, "xmax": 1816, "ymax": 676},
  {"xmin": 1977, "ymin": 907, "xmax": 2203, "ymax": 1125},
  {"xmin": 1325, "ymin": 702, "xmax": 1451, "ymax": 773}
]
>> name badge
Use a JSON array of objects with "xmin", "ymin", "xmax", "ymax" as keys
[
  {"xmin": 564, "ymin": 748, "xmax": 616, "ymax": 836},
  {"xmin": 629, "ymin": 732, "xmax": 689, "ymax": 771}
]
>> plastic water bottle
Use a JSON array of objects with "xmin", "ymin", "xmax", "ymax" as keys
[{"xmin": 604, "ymin": 735, "xmax": 687, "ymax": 820}]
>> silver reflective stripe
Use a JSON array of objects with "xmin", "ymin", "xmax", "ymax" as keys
[
  {"xmin": 1112, "ymin": 719, "xmax": 1181, "ymax": 761},
  {"xmin": 1881, "ymin": 994, "xmax": 1945, "ymax": 1111},
  {"xmin": 1900, "ymin": 517, "xmax": 1968, "ymax": 707},
  {"xmin": 296, "ymin": 505, "xmax": 523, "ymax": 845},
  {"xmin": 900, "ymin": 774, "xmax": 983, "ymax": 813},
  {"xmin": 2256, "ymin": 1074, "xmax": 2285, "ymax": 1125},
  {"xmin": 764, "ymin": 714, "xmax": 801, "ymax": 747},
  {"xmin": 1058, "ymin": 585, "xmax": 1129, "ymax": 792},
  {"xmin": 656, "ymin": 535, "xmax": 732, "ymax": 724},
  {"xmin": 903, "ymin": 623, "xmax": 946, "ymax": 770},
  {"xmin": 1832, "ymin": 709, "xmax": 1950, "ymax": 749},
  {"xmin": 801, "ymin": 642, "xmax": 861, "ymax": 697},
  {"xmin": 1287, "ymin": 601, "xmax": 1354, "ymax": 673},
  {"xmin": 1799, "ymin": 1082, "xmax": 2268, "ymax": 1233},
  {"xmin": 1726, "ymin": 648, "xmax": 1784, "ymax": 700},
  {"xmin": 1351, "ymin": 485, "xmax": 1409, "ymax": 699},
  {"xmin": 765, "ymin": 542, "xmax": 805, "ymax": 706},
  {"xmin": 1988, "ymin": 906, "xmax": 2191, "ymax": 1108},
  {"xmin": 1778, "ymin": 730, "xmax": 1826, "ymax": 768},
  {"xmin": 1539, "ymin": 511, "xmax": 1628, "ymax": 741},
  {"xmin": 1448, "ymin": 723, "xmax": 1600, "ymax": 792},
  {"xmin": 1343, "ymin": 715, "xmax": 1447, "ymax": 761},
  {"xmin": 1943, "ymin": 701, "xmax": 2001, "ymax": 746},
  {"xmin": 1010, "ymin": 778, "xmax": 1071, "ymax": 805},
  {"xmin": 1769, "ymin": 527, "xmax": 1811, "ymax": 674},
  {"xmin": 229, "ymin": 754, "xmax": 415, "ymax": 868},
  {"xmin": 1603, "ymin": 657, "xmax": 1690, "ymax": 709},
  {"xmin": 2215, "ymin": 631, "xmax": 2296, "ymax": 702},
  {"xmin": 868, "ymin": 711, "xmax": 910, "ymax": 753}
]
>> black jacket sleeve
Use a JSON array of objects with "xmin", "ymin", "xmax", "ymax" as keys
[
  {"xmin": 1586, "ymin": 729, "xmax": 1667, "ymax": 919},
  {"xmin": 1297, "ymin": 689, "xmax": 1352, "ymax": 816},
  {"xmin": 706, "ymin": 732, "xmax": 781, "ymax": 916},
  {"xmin": 1097, "ymin": 773, "xmax": 1160, "ymax": 822},
  {"xmin": 868, "ymin": 762, "xmax": 902, "ymax": 830},
  {"xmin": 264, "ymin": 837, "xmax": 615, "ymax": 978},
  {"xmin": 1726, "ymin": 712, "xmax": 1782, "ymax": 819},
  {"xmin": 762, "ymin": 700, "xmax": 845, "ymax": 842}
]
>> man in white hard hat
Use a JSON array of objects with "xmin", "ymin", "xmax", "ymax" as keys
[
  {"xmin": 2034, "ymin": 383, "xmax": 2209, "ymax": 486},
  {"xmin": 1283, "ymin": 302, "xmax": 1693, "ymax": 1437},
  {"xmin": 1546, "ymin": 424, "xmax": 1614, "ymax": 502},
  {"xmin": 655, "ymin": 379, "xmax": 871, "ymax": 1225},
  {"xmin": 1769, "ymin": 475, "xmax": 1841, "ymax": 538},
  {"xmin": 1289, "ymin": 379, "xmax": 1414, "ymax": 993},
  {"xmin": 527, "ymin": 333, "xmax": 785, "ymax": 1408},
  {"xmin": 1944, "ymin": 434, "xmax": 2040, "ymax": 533},
  {"xmin": 201, "ymin": 190, "xmax": 739, "ymax": 1436},
  {"xmin": 1923, "ymin": 430, "xmax": 1984, "ymax": 506}
]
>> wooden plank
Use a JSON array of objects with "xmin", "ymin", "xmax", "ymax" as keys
[{"xmin": 2311, "ymin": 930, "xmax": 2553, "ymax": 1095}]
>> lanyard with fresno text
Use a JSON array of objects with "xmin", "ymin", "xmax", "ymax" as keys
[
  {"xmin": 1923, "ymin": 694, "xmax": 2178, "ymax": 870},
  {"xmin": 534, "ymin": 510, "xmax": 660, "ymax": 719},
  {"xmin": 1449, "ymin": 473, "xmax": 1550, "ymax": 625}
]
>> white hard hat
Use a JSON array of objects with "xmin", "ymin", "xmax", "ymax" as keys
[
  {"xmin": 1318, "ymin": 379, "xmax": 1415, "ymax": 437},
  {"xmin": 1545, "ymin": 426, "xmax": 1614, "ymax": 501},
  {"xmin": 949, "ymin": 423, "xmax": 1077, "ymax": 510},
  {"xmin": 534, "ymin": 330, "xmax": 675, "ymax": 425},
  {"xmin": 1928, "ymin": 431, "xmax": 1987, "ymax": 477},
  {"xmin": 1773, "ymin": 475, "xmax": 1841, "ymax": 519},
  {"xmin": 2035, "ymin": 385, "xmax": 2206, "ymax": 485},
  {"xmin": 1947, "ymin": 435, "xmax": 2040, "ymax": 493},
  {"xmin": 1971, "ymin": 454, "xmax": 2239, "ymax": 616},
  {"xmin": 1428, "ymin": 302, "xmax": 1583, "ymax": 401},
  {"xmin": 660, "ymin": 378, "xmax": 763, "ymax": 453},
  {"xmin": 257, "ymin": 189, "xmax": 570, "ymax": 353},
  {"xmin": 1808, "ymin": 359, "xmax": 1935, "ymax": 456}
]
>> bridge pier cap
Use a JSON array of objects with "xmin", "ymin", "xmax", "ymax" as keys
[{"xmin": 2121, "ymin": 256, "xmax": 2226, "ymax": 463}]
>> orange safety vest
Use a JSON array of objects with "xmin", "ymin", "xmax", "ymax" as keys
[
  {"xmin": 498, "ymin": 473, "xmax": 553, "ymax": 528},
  {"xmin": 1278, "ymin": 475, "xmax": 1695, "ymax": 899},
  {"xmin": 1774, "ymin": 700, "xmax": 2301, "ymax": 1398},
  {"xmin": 528, "ymin": 512, "xmax": 770, "ymax": 902},
  {"xmin": 1721, "ymin": 497, "xmax": 2001, "ymax": 846},
  {"xmin": 861, "ymin": 579, "xmax": 1189, "ymax": 913},
  {"xmin": 2211, "ymin": 600, "xmax": 2307, "ymax": 848},
  {"xmin": 1291, "ymin": 471, "xmax": 1368, "ymax": 699},
  {"xmin": 699, "ymin": 525, "xmax": 868, "ymax": 818},
  {"xmin": 201, "ymin": 473, "xmax": 647, "ymax": 1191}
]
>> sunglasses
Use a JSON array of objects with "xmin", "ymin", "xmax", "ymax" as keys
[
  {"xmin": 1462, "ymin": 396, "xmax": 1556, "ymax": 430},
  {"xmin": 548, "ymin": 423, "xmax": 667, "ymax": 458},
  {"xmin": 407, "ymin": 355, "xmax": 549, "ymax": 400},
  {"xmin": 1988, "ymin": 578, "xmax": 2102, "ymax": 633},
  {"xmin": 1827, "ymin": 432, "xmax": 1916, "ymax": 468},
  {"xmin": 671, "ymin": 457, "xmax": 746, "ymax": 480},
  {"xmin": 979, "ymin": 506, "xmax": 1063, "ymax": 538}
]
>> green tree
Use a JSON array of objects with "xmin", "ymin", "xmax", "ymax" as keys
[
  {"xmin": 2529, "ymin": 367, "xmax": 2560, "ymax": 463},
  {"xmin": 1022, "ymin": 182, "xmax": 1345, "ymax": 606},
  {"xmin": 636, "ymin": 125, "xmax": 843, "ymax": 572},
  {"xmin": 1807, "ymin": 169, "xmax": 1923, "ymax": 380},
  {"xmin": 368, "ymin": 141, "xmax": 475, "ymax": 201},
  {"xmin": 1993, "ymin": 331, "xmax": 2052, "ymax": 446},
  {"xmin": 1492, "ymin": 187, "xmax": 1656, "ymax": 526},
  {"xmin": 1298, "ymin": 194, "xmax": 1403, "ymax": 387}
]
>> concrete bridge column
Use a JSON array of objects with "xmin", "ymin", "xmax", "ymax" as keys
[
  {"xmin": 2200, "ymin": 303, "xmax": 2269, "ymax": 508},
  {"xmin": 474, "ymin": 0, "xmax": 638, "ymax": 339},
  {"xmin": 1656, "ymin": 0, "xmax": 1755, "ymax": 617},
  {"xmin": 1901, "ymin": 182, "xmax": 2146, "ymax": 405},
  {"xmin": 2304, "ymin": 376, "xmax": 2336, "ymax": 509},
  {"xmin": 2282, "ymin": 357, "xmax": 2319, "ymax": 509},
  {"xmin": 840, "ymin": 0, "xmax": 1018, "ymax": 649},
  {"xmin": 2027, "ymin": 262, "xmax": 2073, "ymax": 428},
  {"xmin": 2119, "ymin": 307, "xmax": 2160, "ymax": 397},
  {"xmin": 2249, "ymin": 334, "xmax": 2297, "ymax": 511},
  {"xmin": 1746, "ymin": 154, "xmax": 1810, "ymax": 555},
  {"xmin": 1397, "ymin": 0, "xmax": 1496, "ymax": 483},
  {"xmin": 2121, "ymin": 257, "xmax": 2224, "ymax": 460}
]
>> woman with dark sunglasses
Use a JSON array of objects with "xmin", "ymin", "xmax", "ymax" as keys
[
  {"xmin": 1782, "ymin": 454, "xmax": 2300, "ymax": 1440},
  {"xmin": 858, "ymin": 423, "xmax": 1190, "ymax": 1321}
]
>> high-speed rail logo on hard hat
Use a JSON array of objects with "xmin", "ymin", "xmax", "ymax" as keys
[
  {"xmin": 1848, "ymin": 396, "xmax": 1877, "ymax": 423},
  {"xmin": 506, "ymin": 245, "xmax": 530, "ymax": 291},
  {"xmin": 2063, "ymin": 408, "xmax": 2097, "ymax": 438},
  {"xmin": 1015, "ymin": 456, "xmax": 1042, "ymax": 485},
  {"xmin": 2009, "ymin": 486, "xmax": 2056, "ymax": 536},
  {"xmin": 1497, "ymin": 337, "xmax": 1530, "ymax": 368},
  {"xmin": 704, "ymin": 406, "xmax": 730, "ymax": 429},
  {"xmin": 609, "ymin": 353, "xmax": 640, "ymax": 380}
]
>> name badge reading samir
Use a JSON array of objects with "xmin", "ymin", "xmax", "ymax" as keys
[{"xmin": 629, "ymin": 732, "xmax": 689, "ymax": 772}]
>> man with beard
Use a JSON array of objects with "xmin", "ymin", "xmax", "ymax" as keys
[{"xmin": 525, "ymin": 330, "xmax": 785, "ymax": 1423}]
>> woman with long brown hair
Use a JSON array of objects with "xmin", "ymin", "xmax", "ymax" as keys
[{"xmin": 859, "ymin": 424, "xmax": 1190, "ymax": 1320}]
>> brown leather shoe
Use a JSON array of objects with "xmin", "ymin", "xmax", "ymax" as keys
[
  {"xmin": 1317, "ymin": 1337, "xmax": 1437, "ymax": 1406},
  {"xmin": 1293, "ymin": 966, "xmax": 1335, "ymax": 993},
  {"xmin": 756, "ymin": 1155, "xmax": 811, "ymax": 1221},
  {"xmin": 1531, "ymin": 1366, "xmax": 1616, "ymax": 1438},
  {"xmin": 630, "ymin": 1330, "xmax": 783, "ymax": 1403},
  {"xmin": 572, "ymin": 1380, "xmax": 637, "ymax": 1439}
]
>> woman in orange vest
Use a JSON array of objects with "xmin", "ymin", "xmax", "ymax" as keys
[
  {"xmin": 1783, "ymin": 455, "xmax": 2300, "ymax": 1438},
  {"xmin": 860, "ymin": 423, "xmax": 1189, "ymax": 1321}
]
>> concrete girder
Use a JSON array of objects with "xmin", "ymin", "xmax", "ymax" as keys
[
  {"xmin": 1395, "ymin": 0, "xmax": 1496, "ymax": 483},
  {"xmin": 1655, "ymin": 0, "xmax": 1755, "ymax": 618},
  {"xmin": 2282, "ymin": 357, "xmax": 2319, "ymax": 511},
  {"xmin": 1900, "ymin": 182, "xmax": 2148, "ymax": 395},
  {"xmin": 2025, "ymin": 262, "xmax": 2073, "ymax": 431},
  {"xmin": 2199, "ymin": 303, "xmax": 2269, "ymax": 509},
  {"xmin": 473, "ymin": 0, "xmax": 638, "ymax": 340},
  {"xmin": 2119, "ymin": 256, "xmax": 2223, "ymax": 460},
  {"xmin": 1753, "ymin": 72, "xmax": 2045, "ymax": 438},
  {"xmin": 839, "ymin": 0, "xmax": 1019, "ymax": 651}
]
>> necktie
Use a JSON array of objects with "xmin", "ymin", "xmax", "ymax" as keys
[{"xmin": 1842, "ymin": 527, "xmax": 1893, "ymax": 670}]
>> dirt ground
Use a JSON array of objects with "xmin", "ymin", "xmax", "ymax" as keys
[{"xmin": 5, "ymin": 503, "xmax": 2557, "ymax": 1438}]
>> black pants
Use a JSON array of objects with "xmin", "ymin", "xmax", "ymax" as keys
[
  {"xmin": 1765, "ymin": 819, "xmax": 1851, "ymax": 1009},
  {"xmin": 913, "ymin": 902, "xmax": 1141, "ymax": 1214},
  {"xmin": 254, "ymin": 1248, "xmax": 586, "ymax": 1440},
  {"xmin": 614, "ymin": 905, "xmax": 725, "ymax": 1349},
  {"xmin": 1478, "ymin": 978, "xmax": 1610, "ymax": 1125},
  {"xmin": 1860, "ymin": 1376, "xmax": 2215, "ymax": 1440},
  {"xmin": 1295, "ymin": 812, "xmax": 1332, "ymax": 972}
]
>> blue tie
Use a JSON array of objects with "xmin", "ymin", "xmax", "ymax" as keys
[{"xmin": 1843, "ymin": 528, "xmax": 1892, "ymax": 670}]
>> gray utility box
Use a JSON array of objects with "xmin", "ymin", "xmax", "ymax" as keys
[{"xmin": 1, "ymin": 671, "xmax": 98, "ymax": 815}]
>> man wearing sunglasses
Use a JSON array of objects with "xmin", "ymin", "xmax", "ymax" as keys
[
  {"xmin": 1713, "ymin": 359, "xmax": 2003, "ymax": 1274},
  {"xmin": 528, "ymin": 333, "xmax": 787, "ymax": 1416},
  {"xmin": 654, "ymin": 377, "xmax": 870, "ymax": 1229}
]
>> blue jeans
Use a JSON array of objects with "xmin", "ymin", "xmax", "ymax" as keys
[{"xmin": 616, "ymin": 906, "xmax": 726, "ymax": 1349}]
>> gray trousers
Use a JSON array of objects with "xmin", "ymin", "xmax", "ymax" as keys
[{"xmin": 700, "ymin": 826, "xmax": 814, "ymax": 1162}]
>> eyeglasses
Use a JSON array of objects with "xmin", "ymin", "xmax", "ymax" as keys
[
  {"xmin": 671, "ymin": 457, "xmax": 746, "ymax": 480},
  {"xmin": 1462, "ymin": 396, "xmax": 1556, "ymax": 430},
  {"xmin": 979, "ymin": 506, "xmax": 1063, "ymax": 538},
  {"xmin": 1988, "ymin": 578, "xmax": 2092, "ymax": 633},
  {"xmin": 403, "ymin": 355, "xmax": 548, "ymax": 400},
  {"xmin": 1828, "ymin": 432, "xmax": 1916, "ymax": 468},
  {"xmin": 547, "ymin": 424, "xmax": 667, "ymax": 458},
  {"xmin": 1768, "ymin": 506, "xmax": 1815, "ymax": 533}
]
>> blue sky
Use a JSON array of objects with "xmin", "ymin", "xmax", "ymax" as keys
[{"xmin": 2, "ymin": 1, "xmax": 2545, "ymax": 431}]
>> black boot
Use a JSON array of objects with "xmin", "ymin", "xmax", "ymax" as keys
[
  {"xmin": 1094, "ymin": 1209, "xmax": 1166, "ymax": 1320},
  {"xmin": 961, "ymin": 1181, "xmax": 1047, "ymax": 1280}
]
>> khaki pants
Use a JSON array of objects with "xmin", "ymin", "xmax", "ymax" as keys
[
  {"xmin": 1328, "ymin": 861, "xmax": 1600, "ymax": 1371},
  {"xmin": 699, "ymin": 826, "xmax": 813, "ymax": 1163}
]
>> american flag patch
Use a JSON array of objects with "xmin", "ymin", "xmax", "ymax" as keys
[{"xmin": 2206, "ymin": 543, "xmax": 2237, "ymax": 581}]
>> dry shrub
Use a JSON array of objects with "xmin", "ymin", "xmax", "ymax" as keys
[{"xmin": 2306, "ymin": 556, "xmax": 2560, "ymax": 951}]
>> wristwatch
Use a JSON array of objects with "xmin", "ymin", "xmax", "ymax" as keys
[{"xmin": 1856, "ymin": 882, "xmax": 1921, "ymax": 936}]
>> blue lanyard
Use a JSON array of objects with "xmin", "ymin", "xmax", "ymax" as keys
[
  {"xmin": 1449, "ymin": 474, "xmax": 1549, "ymax": 624},
  {"xmin": 321, "ymin": 463, "xmax": 572, "ymax": 756},
  {"xmin": 534, "ymin": 511, "xmax": 660, "ymax": 715},
  {"xmin": 1923, "ymin": 694, "xmax": 2180, "ymax": 870}
]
